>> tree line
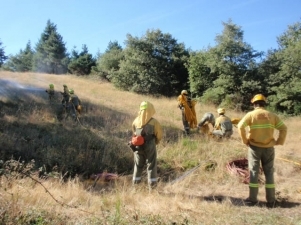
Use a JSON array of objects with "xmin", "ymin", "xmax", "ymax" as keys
[{"xmin": 1, "ymin": 19, "xmax": 301, "ymax": 115}]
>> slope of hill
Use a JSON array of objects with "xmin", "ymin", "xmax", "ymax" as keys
[{"xmin": 0, "ymin": 71, "xmax": 301, "ymax": 224}]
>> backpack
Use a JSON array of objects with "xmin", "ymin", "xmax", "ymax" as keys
[
  {"xmin": 131, "ymin": 118, "xmax": 154, "ymax": 147},
  {"xmin": 131, "ymin": 127, "xmax": 146, "ymax": 146}
]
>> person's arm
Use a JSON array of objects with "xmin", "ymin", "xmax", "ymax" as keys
[
  {"xmin": 198, "ymin": 117, "xmax": 206, "ymax": 127},
  {"xmin": 214, "ymin": 117, "xmax": 220, "ymax": 130},
  {"xmin": 177, "ymin": 95, "xmax": 184, "ymax": 109},
  {"xmin": 154, "ymin": 120, "xmax": 163, "ymax": 145},
  {"xmin": 275, "ymin": 116, "xmax": 287, "ymax": 145},
  {"xmin": 237, "ymin": 115, "xmax": 249, "ymax": 145},
  {"xmin": 132, "ymin": 120, "xmax": 136, "ymax": 135}
]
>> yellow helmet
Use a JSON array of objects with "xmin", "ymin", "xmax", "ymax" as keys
[
  {"xmin": 69, "ymin": 89, "xmax": 74, "ymax": 94},
  {"xmin": 49, "ymin": 84, "xmax": 54, "ymax": 88},
  {"xmin": 251, "ymin": 94, "xmax": 266, "ymax": 103},
  {"xmin": 140, "ymin": 101, "xmax": 148, "ymax": 110},
  {"xmin": 217, "ymin": 108, "xmax": 225, "ymax": 114},
  {"xmin": 181, "ymin": 90, "xmax": 188, "ymax": 95}
]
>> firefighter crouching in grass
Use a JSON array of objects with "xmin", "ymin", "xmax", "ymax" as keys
[
  {"xmin": 68, "ymin": 89, "xmax": 82, "ymax": 121},
  {"xmin": 197, "ymin": 112, "xmax": 215, "ymax": 135},
  {"xmin": 177, "ymin": 90, "xmax": 197, "ymax": 135},
  {"xmin": 212, "ymin": 108, "xmax": 233, "ymax": 139},
  {"xmin": 237, "ymin": 94, "xmax": 287, "ymax": 208},
  {"xmin": 131, "ymin": 101, "xmax": 162, "ymax": 189}
]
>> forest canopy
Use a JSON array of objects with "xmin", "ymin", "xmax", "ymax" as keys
[{"xmin": 1, "ymin": 19, "xmax": 301, "ymax": 114}]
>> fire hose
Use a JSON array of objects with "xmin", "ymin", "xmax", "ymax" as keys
[
  {"xmin": 226, "ymin": 158, "xmax": 264, "ymax": 184},
  {"xmin": 276, "ymin": 157, "xmax": 301, "ymax": 193},
  {"xmin": 276, "ymin": 157, "xmax": 301, "ymax": 166}
]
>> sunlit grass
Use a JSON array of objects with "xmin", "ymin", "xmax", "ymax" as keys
[{"xmin": 0, "ymin": 71, "xmax": 301, "ymax": 224}]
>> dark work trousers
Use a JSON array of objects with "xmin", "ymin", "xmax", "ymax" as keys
[
  {"xmin": 133, "ymin": 139, "xmax": 157, "ymax": 187},
  {"xmin": 181, "ymin": 109, "xmax": 190, "ymax": 134},
  {"xmin": 248, "ymin": 145, "xmax": 275, "ymax": 203}
]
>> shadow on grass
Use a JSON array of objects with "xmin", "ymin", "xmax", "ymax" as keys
[
  {"xmin": 159, "ymin": 191, "xmax": 301, "ymax": 208},
  {"xmin": 0, "ymin": 79, "xmax": 184, "ymax": 180},
  {"xmin": 202, "ymin": 195, "xmax": 301, "ymax": 208}
]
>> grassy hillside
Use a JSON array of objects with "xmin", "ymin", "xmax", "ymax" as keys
[{"xmin": 0, "ymin": 71, "xmax": 301, "ymax": 225}]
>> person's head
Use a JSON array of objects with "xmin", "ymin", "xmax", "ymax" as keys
[
  {"xmin": 217, "ymin": 108, "xmax": 225, "ymax": 115},
  {"xmin": 139, "ymin": 101, "xmax": 156, "ymax": 116},
  {"xmin": 140, "ymin": 101, "xmax": 148, "ymax": 111},
  {"xmin": 69, "ymin": 89, "xmax": 74, "ymax": 94},
  {"xmin": 251, "ymin": 94, "xmax": 266, "ymax": 107},
  {"xmin": 63, "ymin": 84, "xmax": 67, "ymax": 87},
  {"xmin": 49, "ymin": 84, "xmax": 54, "ymax": 88},
  {"xmin": 181, "ymin": 90, "xmax": 188, "ymax": 96}
]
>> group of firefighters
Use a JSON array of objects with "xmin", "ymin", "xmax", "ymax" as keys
[
  {"xmin": 45, "ymin": 84, "xmax": 82, "ymax": 121},
  {"xmin": 44, "ymin": 84, "xmax": 287, "ymax": 208},
  {"xmin": 176, "ymin": 89, "xmax": 287, "ymax": 208},
  {"xmin": 177, "ymin": 89, "xmax": 234, "ymax": 138}
]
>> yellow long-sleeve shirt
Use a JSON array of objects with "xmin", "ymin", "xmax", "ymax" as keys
[
  {"xmin": 214, "ymin": 115, "xmax": 232, "ymax": 131},
  {"xmin": 177, "ymin": 94, "xmax": 197, "ymax": 128},
  {"xmin": 132, "ymin": 101, "xmax": 163, "ymax": 145},
  {"xmin": 237, "ymin": 107, "xmax": 287, "ymax": 148}
]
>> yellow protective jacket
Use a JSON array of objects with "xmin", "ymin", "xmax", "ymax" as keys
[
  {"xmin": 177, "ymin": 94, "xmax": 197, "ymax": 128},
  {"xmin": 237, "ymin": 107, "xmax": 287, "ymax": 148},
  {"xmin": 132, "ymin": 101, "xmax": 163, "ymax": 145},
  {"xmin": 214, "ymin": 115, "xmax": 232, "ymax": 130}
]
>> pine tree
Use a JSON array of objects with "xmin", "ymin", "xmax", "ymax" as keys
[
  {"xmin": 95, "ymin": 41, "xmax": 123, "ymax": 80},
  {"xmin": 0, "ymin": 39, "xmax": 8, "ymax": 67},
  {"xmin": 4, "ymin": 41, "xmax": 34, "ymax": 72},
  {"xmin": 68, "ymin": 44, "xmax": 96, "ymax": 75},
  {"xmin": 112, "ymin": 29, "xmax": 189, "ymax": 96},
  {"xmin": 188, "ymin": 20, "xmax": 263, "ymax": 110},
  {"xmin": 33, "ymin": 20, "xmax": 69, "ymax": 74}
]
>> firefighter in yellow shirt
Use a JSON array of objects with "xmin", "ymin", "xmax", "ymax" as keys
[
  {"xmin": 212, "ymin": 108, "xmax": 233, "ymax": 138},
  {"xmin": 177, "ymin": 90, "xmax": 197, "ymax": 134},
  {"xmin": 197, "ymin": 112, "xmax": 215, "ymax": 135},
  {"xmin": 45, "ymin": 84, "xmax": 55, "ymax": 101},
  {"xmin": 237, "ymin": 94, "xmax": 287, "ymax": 208},
  {"xmin": 131, "ymin": 101, "xmax": 163, "ymax": 189}
]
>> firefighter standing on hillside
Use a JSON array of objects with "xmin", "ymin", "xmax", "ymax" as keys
[
  {"xmin": 237, "ymin": 94, "xmax": 287, "ymax": 208},
  {"xmin": 212, "ymin": 108, "xmax": 233, "ymax": 139},
  {"xmin": 45, "ymin": 84, "xmax": 55, "ymax": 101},
  {"xmin": 131, "ymin": 101, "xmax": 163, "ymax": 189},
  {"xmin": 197, "ymin": 112, "xmax": 215, "ymax": 135},
  {"xmin": 177, "ymin": 90, "xmax": 197, "ymax": 135},
  {"xmin": 68, "ymin": 89, "xmax": 82, "ymax": 121},
  {"xmin": 61, "ymin": 84, "xmax": 70, "ymax": 108}
]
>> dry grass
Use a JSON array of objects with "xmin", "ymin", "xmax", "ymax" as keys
[{"xmin": 0, "ymin": 71, "xmax": 301, "ymax": 225}]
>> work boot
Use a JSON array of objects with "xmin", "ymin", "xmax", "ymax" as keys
[
  {"xmin": 249, "ymin": 187, "xmax": 259, "ymax": 203},
  {"xmin": 266, "ymin": 201, "xmax": 280, "ymax": 208},
  {"xmin": 265, "ymin": 187, "xmax": 275, "ymax": 203},
  {"xmin": 243, "ymin": 198, "xmax": 258, "ymax": 206}
]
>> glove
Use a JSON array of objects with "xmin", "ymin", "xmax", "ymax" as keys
[{"xmin": 178, "ymin": 105, "xmax": 184, "ymax": 110}]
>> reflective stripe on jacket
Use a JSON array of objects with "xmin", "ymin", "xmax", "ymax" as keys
[{"xmin": 237, "ymin": 107, "xmax": 287, "ymax": 148}]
